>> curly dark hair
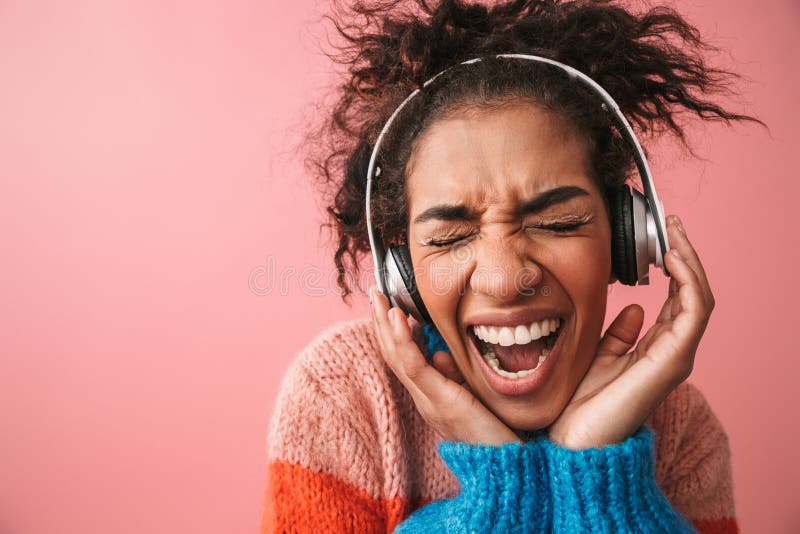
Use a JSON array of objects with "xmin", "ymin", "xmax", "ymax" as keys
[{"xmin": 300, "ymin": 0, "xmax": 763, "ymax": 302}]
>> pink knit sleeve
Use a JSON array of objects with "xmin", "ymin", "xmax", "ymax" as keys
[
  {"xmin": 260, "ymin": 320, "xmax": 410, "ymax": 533},
  {"xmin": 652, "ymin": 382, "xmax": 740, "ymax": 533}
]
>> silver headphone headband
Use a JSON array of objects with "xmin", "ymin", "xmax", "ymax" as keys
[{"xmin": 365, "ymin": 53, "xmax": 670, "ymax": 295}]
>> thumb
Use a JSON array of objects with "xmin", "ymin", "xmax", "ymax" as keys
[
  {"xmin": 431, "ymin": 351, "xmax": 466, "ymax": 384},
  {"xmin": 597, "ymin": 304, "xmax": 644, "ymax": 357}
]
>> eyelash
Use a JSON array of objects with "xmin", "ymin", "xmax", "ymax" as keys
[
  {"xmin": 426, "ymin": 236, "xmax": 473, "ymax": 248},
  {"xmin": 425, "ymin": 221, "xmax": 588, "ymax": 248},
  {"xmin": 534, "ymin": 222, "xmax": 587, "ymax": 233}
]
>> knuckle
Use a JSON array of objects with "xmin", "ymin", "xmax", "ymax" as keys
[
  {"xmin": 672, "ymin": 355, "xmax": 695, "ymax": 383},
  {"xmin": 402, "ymin": 359, "xmax": 425, "ymax": 381},
  {"xmin": 420, "ymin": 403, "xmax": 446, "ymax": 428}
]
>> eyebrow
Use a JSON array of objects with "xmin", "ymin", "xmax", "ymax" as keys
[{"xmin": 412, "ymin": 185, "xmax": 591, "ymax": 225}]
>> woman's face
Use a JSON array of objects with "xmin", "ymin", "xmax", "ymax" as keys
[{"xmin": 405, "ymin": 101, "xmax": 613, "ymax": 431}]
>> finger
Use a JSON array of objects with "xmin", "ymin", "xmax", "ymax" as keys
[
  {"xmin": 372, "ymin": 288, "xmax": 459, "ymax": 404},
  {"xmin": 663, "ymin": 248, "xmax": 707, "ymax": 325},
  {"xmin": 666, "ymin": 216, "xmax": 713, "ymax": 306},
  {"xmin": 369, "ymin": 286, "xmax": 394, "ymax": 356},
  {"xmin": 669, "ymin": 277, "xmax": 678, "ymax": 297},
  {"xmin": 385, "ymin": 307, "xmax": 455, "ymax": 396},
  {"xmin": 432, "ymin": 350, "xmax": 466, "ymax": 384},
  {"xmin": 370, "ymin": 287, "xmax": 421, "ymax": 391},
  {"xmin": 597, "ymin": 304, "xmax": 644, "ymax": 356},
  {"xmin": 655, "ymin": 277, "xmax": 680, "ymax": 323}
]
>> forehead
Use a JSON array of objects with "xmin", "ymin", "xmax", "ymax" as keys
[{"xmin": 405, "ymin": 102, "xmax": 597, "ymax": 214}]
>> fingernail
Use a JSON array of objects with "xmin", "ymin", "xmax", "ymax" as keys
[
  {"xmin": 671, "ymin": 248, "xmax": 683, "ymax": 260},
  {"xmin": 672, "ymin": 215, "xmax": 686, "ymax": 235},
  {"xmin": 387, "ymin": 307, "xmax": 399, "ymax": 329},
  {"xmin": 369, "ymin": 286, "xmax": 375, "ymax": 306}
]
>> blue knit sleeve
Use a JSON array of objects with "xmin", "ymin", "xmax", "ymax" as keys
[
  {"xmin": 542, "ymin": 425, "xmax": 697, "ymax": 533},
  {"xmin": 394, "ymin": 426, "xmax": 696, "ymax": 533},
  {"xmin": 394, "ymin": 437, "xmax": 550, "ymax": 533}
]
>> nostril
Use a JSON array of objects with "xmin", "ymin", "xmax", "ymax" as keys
[{"xmin": 468, "ymin": 251, "xmax": 543, "ymax": 299}]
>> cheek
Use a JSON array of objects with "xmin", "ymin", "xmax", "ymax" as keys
[
  {"xmin": 570, "ymin": 240, "xmax": 611, "ymax": 305},
  {"xmin": 415, "ymin": 255, "xmax": 466, "ymax": 322},
  {"xmin": 560, "ymin": 237, "xmax": 611, "ymax": 358},
  {"xmin": 413, "ymin": 254, "xmax": 476, "ymax": 364}
]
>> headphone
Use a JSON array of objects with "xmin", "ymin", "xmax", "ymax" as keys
[{"xmin": 365, "ymin": 54, "xmax": 671, "ymax": 324}]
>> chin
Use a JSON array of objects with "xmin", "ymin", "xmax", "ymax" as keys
[
  {"xmin": 452, "ymin": 317, "xmax": 581, "ymax": 432},
  {"xmin": 489, "ymin": 399, "xmax": 563, "ymax": 432}
]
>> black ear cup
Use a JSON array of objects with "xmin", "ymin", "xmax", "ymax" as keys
[
  {"xmin": 607, "ymin": 185, "xmax": 639, "ymax": 286},
  {"xmin": 388, "ymin": 245, "xmax": 432, "ymax": 323}
]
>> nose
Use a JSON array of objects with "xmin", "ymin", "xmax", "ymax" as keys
[{"xmin": 468, "ymin": 237, "xmax": 543, "ymax": 301}]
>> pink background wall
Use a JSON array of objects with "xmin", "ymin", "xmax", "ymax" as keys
[{"xmin": 0, "ymin": 1, "xmax": 797, "ymax": 532}]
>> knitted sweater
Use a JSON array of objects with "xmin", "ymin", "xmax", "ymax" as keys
[{"xmin": 260, "ymin": 318, "xmax": 739, "ymax": 533}]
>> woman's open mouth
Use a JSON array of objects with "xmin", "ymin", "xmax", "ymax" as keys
[{"xmin": 466, "ymin": 316, "xmax": 566, "ymax": 396}]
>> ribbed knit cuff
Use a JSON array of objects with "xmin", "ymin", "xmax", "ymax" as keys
[
  {"xmin": 435, "ymin": 438, "xmax": 550, "ymax": 533},
  {"xmin": 542, "ymin": 426, "xmax": 696, "ymax": 533}
]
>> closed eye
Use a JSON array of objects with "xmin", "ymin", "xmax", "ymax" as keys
[
  {"xmin": 424, "ymin": 234, "xmax": 474, "ymax": 248},
  {"xmin": 533, "ymin": 222, "xmax": 587, "ymax": 233},
  {"xmin": 528, "ymin": 213, "xmax": 593, "ymax": 234},
  {"xmin": 423, "ymin": 216, "xmax": 592, "ymax": 247}
]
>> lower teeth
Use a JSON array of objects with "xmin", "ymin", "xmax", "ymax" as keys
[{"xmin": 481, "ymin": 347, "xmax": 551, "ymax": 380}]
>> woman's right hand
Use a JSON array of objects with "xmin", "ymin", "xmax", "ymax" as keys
[{"xmin": 370, "ymin": 286, "xmax": 521, "ymax": 447}]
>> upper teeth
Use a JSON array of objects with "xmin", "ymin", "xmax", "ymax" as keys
[{"xmin": 473, "ymin": 318, "xmax": 560, "ymax": 346}]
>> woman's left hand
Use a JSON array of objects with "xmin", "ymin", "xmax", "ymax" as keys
[{"xmin": 547, "ymin": 214, "xmax": 716, "ymax": 450}]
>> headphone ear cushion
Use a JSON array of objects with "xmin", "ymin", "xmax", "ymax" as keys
[
  {"xmin": 607, "ymin": 185, "xmax": 638, "ymax": 286},
  {"xmin": 389, "ymin": 245, "xmax": 432, "ymax": 323}
]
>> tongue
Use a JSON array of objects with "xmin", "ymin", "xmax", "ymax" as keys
[{"xmin": 493, "ymin": 338, "xmax": 547, "ymax": 372}]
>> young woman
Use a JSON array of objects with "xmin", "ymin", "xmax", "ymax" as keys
[{"xmin": 261, "ymin": 1, "xmax": 761, "ymax": 532}]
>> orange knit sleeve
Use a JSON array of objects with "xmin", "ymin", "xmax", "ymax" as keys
[
  {"xmin": 261, "ymin": 460, "xmax": 388, "ymax": 533},
  {"xmin": 654, "ymin": 382, "xmax": 740, "ymax": 534}
]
